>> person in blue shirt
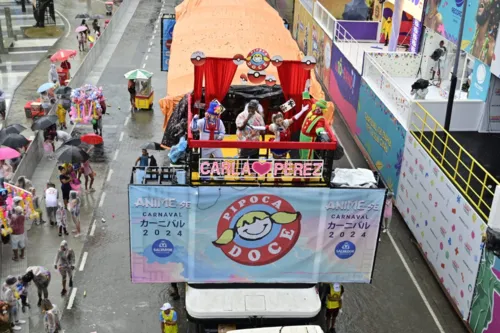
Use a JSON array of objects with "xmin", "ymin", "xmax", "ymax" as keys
[{"xmin": 135, "ymin": 149, "xmax": 149, "ymax": 168}]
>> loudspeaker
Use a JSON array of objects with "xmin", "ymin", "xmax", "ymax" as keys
[{"xmin": 485, "ymin": 227, "xmax": 500, "ymax": 257}]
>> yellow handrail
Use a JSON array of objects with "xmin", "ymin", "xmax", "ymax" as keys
[{"xmin": 410, "ymin": 102, "xmax": 499, "ymax": 222}]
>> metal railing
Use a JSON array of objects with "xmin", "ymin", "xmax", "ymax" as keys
[
  {"xmin": 410, "ymin": 103, "xmax": 499, "ymax": 222},
  {"xmin": 333, "ymin": 21, "xmax": 364, "ymax": 72},
  {"xmin": 362, "ymin": 54, "xmax": 412, "ymax": 129},
  {"xmin": 313, "ymin": 1, "xmax": 335, "ymax": 40}
]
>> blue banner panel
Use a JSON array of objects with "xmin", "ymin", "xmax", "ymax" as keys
[
  {"xmin": 161, "ymin": 14, "xmax": 176, "ymax": 72},
  {"xmin": 129, "ymin": 186, "xmax": 386, "ymax": 284}
]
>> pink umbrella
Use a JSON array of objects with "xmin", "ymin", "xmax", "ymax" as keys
[
  {"xmin": 75, "ymin": 26, "xmax": 87, "ymax": 33},
  {"xmin": 0, "ymin": 147, "xmax": 20, "ymax": 160}
]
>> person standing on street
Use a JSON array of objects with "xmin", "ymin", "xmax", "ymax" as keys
[
  {"xmin": 56, "ymin": 202, "xmax": 69, "ymax": 237},
  {"xmin": 22, "ymin": 266, "xmax": 51, "ymax": 307},
  {"xmin": 170, "ymin": 283, "xmax": 180, "ymax": 300},
  {"xmin": 68, "ymin": 191, "xmax": 81, "ymax": 237},
  {"xmin": 159, "ymin": 303, "xmax": 178, "ymax": 333},
  {"xmin": 128, "ymin": 79, "xmax": 136, "ymax": 111},
  {"xmin": 54, "ymin": 240, "xmax": 75, "ymax": 296},
  {"xmin": 0, "ymin": 89, "xmax": 6, "ymax": 120},
  {"xmin": 0, "ymin": 300, "xmax": 11, "ymax": 333},
  {"xmin": 382, "ymin": 192, "xmax": 393, "ymax": 233},
  {"xmin": 41, "ymin": 299, "xmax": 61, "ymax": 333},
  {"xmin": 58, "ymin": 166, "xmax": 71, "ymax": 207},
  {"xmin": 1, "ymin": 276, "xmax": 26, "ymax": 331},
  {"xmin": 81, "ymin": 159, "xmax": 95, "ymax": 192},
  {"xmin": 30, "ymin": 187, "xmax": 45, "ymax": 225},
  {"xmin": 325, "ymin": 283, "xmax": 344, "ymax": 333},
  {"xmin": 92, "ymin": 105, "xmax": 103, "ymax": 136},
  {"xmin": 9, "ymin": 206, "xmax": 26, "ymax": 261},
  {"xmin": 44, "ymin": 182, "xmax": 58, "ymax": 226}
]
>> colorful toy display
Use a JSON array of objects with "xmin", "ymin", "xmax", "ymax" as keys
[
  {"xmin": 69, "ymin": 84, "xmax": 105, "ymax": 124},
  {"xmin": 2, "ymin": 183, "xmax": 38, "ymax": 221}
]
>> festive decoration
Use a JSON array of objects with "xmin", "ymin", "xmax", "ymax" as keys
[
  {"xmin": 301, "ymin": 56, "xmax": 316, "ymax": 71},
  {"xmin": 191, "ymin": 51, "xmax": 206, "ymax": 66},
  {"xmin": 233, "ymin": 54, "xmax": 245, "ymax": 66},
  {"xmin": 246, "ymin": 48, "xmax": 270, "ymax": 71},
  {"xmin": 271, "ymin": 55, "xmax": 283, "ymax": 67},
  {"xmin": 265, "ymin": 75, "xmax": 277, "ymax": 87},
  {"xmin": 247, "ymin": 70, "xmax": 266, "ymax": 84},
  {"xmin": 69, "ymin": 84, "xmax": 105, "ymax": 124}
]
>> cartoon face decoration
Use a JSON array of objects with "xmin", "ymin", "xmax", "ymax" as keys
[
  {"xmin": 246, "ymin": 48, "xmax": 271, "ymax": 71},
  {"xmin": 212, "ymin": 194, "xmax": 302, "ymax": 266}
]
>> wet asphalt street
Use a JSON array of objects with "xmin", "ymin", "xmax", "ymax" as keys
[{"xmin": 55, "ymin": 0, "xmax": 471, "ymax": 332}]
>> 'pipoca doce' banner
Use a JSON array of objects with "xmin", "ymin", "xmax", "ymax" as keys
[{"xmin": 129, "ymin": 186, "xmax": 386, "ymax": 283}]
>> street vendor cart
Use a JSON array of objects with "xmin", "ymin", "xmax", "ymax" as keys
[{"xmin": 124, "ymin": 69, "xmax": 154, "ymax": 110}]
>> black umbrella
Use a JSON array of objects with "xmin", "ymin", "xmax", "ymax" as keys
[
  {"xmin": 0, "ymin": 124, "xmax": 27, "ymax": 138},
  {"xmin": 62, "ymin": 138, "xmax": 82, "ymax": 147},
  {"xmin": 0, "ymin": 134, "xmax": 29, "ymax": 149},
  {"xmin": 89, "ymin": 14, "xmax": 104, "ymax": 19},
  {"xmin": 75, "ymin": 13, "xmax": 90, "ymax": 18},
  {"xmin": 31, "ymin": 115, "xmax": 58, "ymax": 131},
  {"xmin": 342, "ymin": 0, "xmax": 369, "ymax": 20},
  {"xmin": 141, "ymin": 142, "xmax": 164, "ymax": 150},
  {"xmin": 54, "ymin": 86, "xmax": 72, "ymax": 96},
  {"xmin": 57, "ymin": 146, "xmax": 90, "ymax": 163}
]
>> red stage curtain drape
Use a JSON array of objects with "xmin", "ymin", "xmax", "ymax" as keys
[
  {"xmin": 204, "ymin": 58, "xmax": 238, "ymax": 104},
  {"xmin": 277, "ymin": 61, "xmax": 311, "ymax": 132},
  {"xmin": 193, "ymin": 64, "xmax": 205, "ymax": 109}
]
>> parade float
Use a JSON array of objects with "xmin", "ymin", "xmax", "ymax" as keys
[{"xmin": 129, "ymin": 1, "xmax": 388, "ymax": 332}]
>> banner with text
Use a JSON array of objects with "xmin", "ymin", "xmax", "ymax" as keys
[
  {"xmin": 396, "ymin": 134, "xmax": 487, "ymax": 320},
  {"xmin": 129, "ymin": 186, "xmax": 385, "ymax": 283},
  {"xmin": 356, "ymin": 79, "xmax": 406, "ymax": 196},
  {"xmin": 329, "ymin": 42, "xmax": 361, "ymax": 134}
]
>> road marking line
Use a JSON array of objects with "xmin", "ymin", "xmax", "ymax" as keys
[
  {"xmin": 66, "ymin": 288, "xmax": 77, "ymax": 310},
  {"xmin": 113, "ymin": 150, "xmax": 119, "ymax": 161},
  {"xmin": 89, "ymin": 220, "xmax": 97, "ymax": 236},
  {"xmin": 55, "ymin": 9, "xmax": 72, "ymax": 38},
  {"xmin": 336, "ymin": 126, "xmax": 445, "ymax": 333},
  {"xmin": 145, "ymin": 55, "xmax": 149, "ymax": 61},
  {"xmin": 79, "ymin": 252, "xmax": 88, "ymax": 271},
  {"xmin": 107, "ymin": 169, "xmax": 113, "ymax": 182},
  {"xmin": 388, "ymin": 233, "xmax": 446, "ymax": 333},
  {"xmin": 151, "ymin": 35, "xmax": 155, "ymax": 40},
  {"xmin": 124, "ymin": 116, "xmax": 130, "ymax": 126},
  {"xmin": 150, "ymin": 41, "xmax": 153, "ymax": 47},
  {"xmin": 99, "ymin": 192, "xmax": 106, "ymax": 208},
  {"xmin": 142, "ymin": 63, "xmax": 146, "ymax": 69},
  {"xmin": 9, "ymin": 50, "xmax": 47, "ymax": 54},
  {"xmin": 119, "ymin": 132, "xmax": 124, "ymax": 142},
  {"xmin": 147, "ymin": 48, "xmax": 151, "ymax": 53},
  {"xmin": 153, "ymin": 29, "xmax": 157, "ymax": 34}
]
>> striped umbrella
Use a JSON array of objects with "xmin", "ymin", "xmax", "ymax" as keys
[{"xmin": 124, "ymin": 69, "xmax": 153, "ymax": 80}]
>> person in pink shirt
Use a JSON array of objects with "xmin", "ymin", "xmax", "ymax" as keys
[{"xmin": 9, "ymin": 206, "xmax": 25, "ymax": 261}]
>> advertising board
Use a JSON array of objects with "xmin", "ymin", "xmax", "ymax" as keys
[
  {"xmin": 356, "ymin": 79, "xmax": 406, "ymax": 196},
  {"xmin": 161, "ymin": 14, "xmax": 176, "ymax": 71},
  {"xmin": 469, "ymin": 58, "xmax": 491, "ymax": 101},
  {"xmin": 328, "ymin": 42, "xmax": 361, "ymax": 134},
  {"xmin": 129, "ymin": 186, "xmax": 386, "ymax": 283},
  {"xmin": 293, "ymin": 0, "xmax": 314, "ymax": 55},
  {"xmin": 396, "ymin": 134, "xmax": 487, "ymax": 320}
]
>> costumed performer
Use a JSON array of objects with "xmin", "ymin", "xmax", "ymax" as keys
[
  {"xmin": 190, "ymin": 101, "xmax": 225, "ymax": 159},
  {"xmin": 250, "ymin": 104, "xmax": 309, "ymax": 159},
  {"xmin": 299, "ymin": 99, "xmax": 330, "ymax": 160}
]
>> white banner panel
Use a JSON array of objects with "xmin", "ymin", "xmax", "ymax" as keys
[{"xmin": 396, "ymin": 134, "xmax": 487, "ymax": 320}]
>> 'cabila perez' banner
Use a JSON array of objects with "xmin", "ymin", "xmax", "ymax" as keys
[{"xmin": 129, "ymin": 186, "xmax": 385, "ymax": 283}]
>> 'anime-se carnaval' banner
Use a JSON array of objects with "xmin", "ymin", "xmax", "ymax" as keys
[{"xmin": 129, "ymin": 186, "xmax": 386, "ymax": 283}]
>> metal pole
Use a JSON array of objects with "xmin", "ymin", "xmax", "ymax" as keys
[
  {"xmin": 0, "ymin": 19, "xmax": 5, "ymax": 54},
  {"xmin": 21, "ymin": 0, "xmax": 26, "ymax": 13},
  {"xmin": 4, "ymin": 8, "xmax": 16, "ymax": 41},
  {"xmin": 444, "ymin": 0, "xmax": 468, "ymax": 131}
]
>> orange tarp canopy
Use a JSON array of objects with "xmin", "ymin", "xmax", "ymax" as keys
[{"xmin": 160, "ymin": 0, "xmax": 333, "ymax": 128}]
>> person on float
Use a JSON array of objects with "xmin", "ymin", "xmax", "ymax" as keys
[
  {"xmin": 299, "ymin": 99, "xmax": 330, "ymax": 160},
  {"xmin": 250, "ymin": 104, "xmax": 310, "ymax": 159},
  {"xmin": 190, "ymin": 101, "xmax": 225, "ymax": 159}
]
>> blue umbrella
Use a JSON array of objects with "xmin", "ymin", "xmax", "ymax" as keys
[{"xmin": 37, "ymin": 82, "xmax": 56, "ymax": 93}]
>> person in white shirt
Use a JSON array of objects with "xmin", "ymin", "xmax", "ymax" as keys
[{"xmin": 44, "ymin": 182, "xmax": 58, "ymax": 226}]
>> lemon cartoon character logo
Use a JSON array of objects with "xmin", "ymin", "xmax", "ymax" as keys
[{"xmin": 213, "ymin": 194, "xmax": 301, "ymax": 266}]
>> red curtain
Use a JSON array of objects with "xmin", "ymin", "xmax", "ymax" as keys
[
  {"xmin": 277, "ymin": 61, "xmax": 311, "ymax": 132},
  {"xmin": 193, "ymin": 64, "xmax": 205, "ymax": 108},
  {"xmin": 204, "ymin": 57, "xmax": 238, "ymax": 104}
]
